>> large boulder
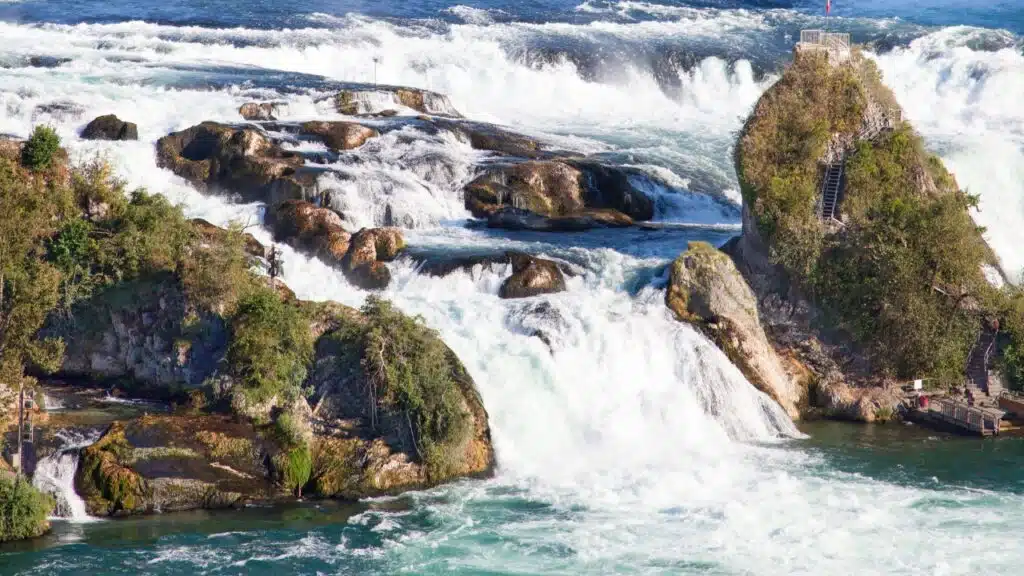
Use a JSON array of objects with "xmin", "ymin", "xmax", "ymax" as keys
[
  {"xmin": 156, "ymin": 122, "xmax": 308, "ymax": 203},
  {"xmin": 464, "ymin": 160, "xmax": 652, "ymax": 229},
  {"xmin": 266, "ymin": 200, "xmax": 351, "ymax": 264},
  {"xmin": 666, "ymin": 241, "xmax": 805, "ymax": 419},
  {"xmin": 81, "ymin": 115, "xmax": 139, "ymax": 141},
  {"xmin": 300, "ymin": 121, "xmax": 378, "ymax": 151},
  {"xmin": 238, "ymin": 102, "xmax": 286, "ymax": 121},
  {"xmin": 499, "ymin": 253, "xmax": 567, "ymax": 299},
  {"xmin": 41, "ymin": 274, "xmax": 229, "ymax": 397},
  {"xmin": 342, "ymin": 228, "xmax": 405, "ymax": 290}
]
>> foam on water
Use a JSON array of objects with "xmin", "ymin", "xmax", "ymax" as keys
[{"xmin": 32, "ymin": 430, "xmax": 102, "ymax": 522}]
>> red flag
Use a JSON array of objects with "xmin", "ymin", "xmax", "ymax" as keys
[{"xmin": 826, "ymin": 0, "xmax": 832, "ymax": 14}]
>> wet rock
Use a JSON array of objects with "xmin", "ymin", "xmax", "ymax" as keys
[
  {"xmin": 465, "ymin": 160, "xmax": 651, "ymax": 229},
  {"xmin": 156, "ymin": 122, "xmax": 306, "ymax": 202},
  {"xmin": 299, "ymin": 121, "xmax": 378, "ymax": 151},
  {"xmin": 265, "ymin": 200, "xmax": 350, "ymax": 264},
  {"xmin": 499, "ymin": 253, "xmax": 566, "ymax": 299},
  {"xmin": 33, "ymin": 101, "xmax": 85, "ymax": 122},
  {"xmin": 341, "ymin": 228, "xmax": 406, "ymax": 290},
  {"xmin": 505, "ymin": 300, "xmax": 571, "ymax": 351},
  {"xmin": 238, "ymin": 102, "xmax": 287, "ymax": 121},
  {"xmin": 81, "ymin": 114, "xmax": 139, "ymax": 141},
  {"xmin": 27, "ymin": 55, "xmax": 71, "ymax": 68},
  {"xmin": 334, "ymin": 86, "xmax": 461, "ymax": 117},
  {"xmin": 486, "ymin": 207, "xmax": 633, "ymax": 232},
  {"xmin": 75, "ymin": 416, "xmax": 272, "ymax": 516},
  {"xmin": 666, "ymin": 241, "xmax": 804, "ymax": 419}
]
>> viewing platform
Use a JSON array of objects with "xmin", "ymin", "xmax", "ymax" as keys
[
  {"xmin": 796, "ymin": 29, "xmax": 851, "ymax": 64},
  {"xmin": 909, "ymin": 395, "xmax": 1005, "ymax": 437}
]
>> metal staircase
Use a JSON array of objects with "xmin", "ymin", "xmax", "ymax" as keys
[
  {"xmin": 965, "ymin": 325, "xmax": 1000, "ymax": 407},
  {"xmin": 819, "ymin": 161, "xmax": 845, "ymax": 223}
]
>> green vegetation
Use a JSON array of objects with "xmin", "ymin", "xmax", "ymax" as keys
[
  {"xmin": 0, "ymin": 476, "xmax": 54, "ymax": 542},
  {"xmin": 273, "ymin": 443, "xmax": 312, "ymax": 497},
  {"xmin": 77, "ymin": 423, "xmax": 149, "ymax": 515},
  {"xmin": 339, "ymin": 297, "xmax": 471, "ymax": 479},
  {"xmin": 737, "ymin": 49, "xmax": 999, "ymax": 384},
  {"xmin": 226, "ymin": 289, "xmax": 313, "ymax": 404},
  {"xmin": 21, "ymin": 125, "xmax": 61, "ymax": 171}
]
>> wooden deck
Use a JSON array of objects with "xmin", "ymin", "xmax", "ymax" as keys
[{"xmin": 924, "ymin": 396, "xmax": 1004, "ymax": 436}]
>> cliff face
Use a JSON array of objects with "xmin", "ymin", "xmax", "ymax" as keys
[{"xmin": 718, "ymin": 46, "xmax": 1001, "ymax": 420}]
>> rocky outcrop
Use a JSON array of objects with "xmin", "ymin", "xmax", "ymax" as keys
[
  {"xmin": 666, "ymin": 241, "xmax": 805, "ymax": 419},
  {"xmin": 239, "ymin": 102, "xmax": 287, "ymax": 121},
  {"xmin": 499, "ymin": 253, "xmax": 566, "ymax": 299},
  {"xmin": 75, "ymin": 416, "xmax": 273, "ymax": 516},
  {"xmin": 464, "ymin": 160, "xmax": 653, "ymax": 230},
  {"xmin": 156, "ymin": 122, "xmax": 309, "ymax": 203},
  {"xmin": 334, "ymin": 86, "xmax": 461, "ymax": 117},
  {"xmin": 81, "ymin": 115, "xmax": 139, "ymax": 141},
  {"xmin": 265, "ymin": 200, "xmax": 405, "ymax": 289},
  {"xmin": 190, "ymin": 218, "xmax": 267, "ymax": 260},
  {"xmin": 304, "ymin": 301, "xmax": 494, "ymax": 494},
  {"xmin": 42, "ymin": 273, "xmax": 229, "ymax": 397},
  {"xmin": 299, "ymin": 121, "xmax": 378, "ymax": 151}
]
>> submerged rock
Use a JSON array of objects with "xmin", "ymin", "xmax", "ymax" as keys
[
  {"xmin": 81, "ymin": 115, "xmax": 139, "ymax": 141},
  {"xmin": 666, "ymin": 241, "xmax": 805, "ymax": 419},
  {"xmin": 334, "ymin": 86, "xmax": 461, "ymax": 118},
  {"xmin": 238, "ymin": 102, "xmax": 287, "ymax": 121},
  {"xmin": 499, "ymin": 253, "xmax": 567, "ymax": 299}
]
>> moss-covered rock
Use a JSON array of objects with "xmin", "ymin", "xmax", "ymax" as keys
[
  {"xmin": 75, "ymin": 416, "xmax": 273, "ymax": 516},
  {"xmin": 81, "ymin": 115, "xmax": 139, "ymax": 141}
]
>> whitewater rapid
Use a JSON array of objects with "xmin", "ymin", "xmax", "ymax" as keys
[{"xmin": 3, "ymin": 4, "xmax": 1024, "ymax": 573}]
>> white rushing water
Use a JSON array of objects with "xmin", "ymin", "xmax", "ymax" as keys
[
  {"xmin": 32, "ymin": 429, "xmax": 101, "ymax": 522},
  {"xmin": 2, "ymin": 9, "xmax": 1024, "ymax": 573}
]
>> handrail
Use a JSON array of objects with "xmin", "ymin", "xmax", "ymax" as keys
[{"xmin": 800, "ymin": 29, "xmax": 851, "ymax": 50}]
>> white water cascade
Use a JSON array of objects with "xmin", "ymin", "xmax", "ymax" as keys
[{"xmin": 33, "ymin": 429, "xmax": 102, "ymax": 522}]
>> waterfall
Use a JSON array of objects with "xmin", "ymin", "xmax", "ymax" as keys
[{"xmin": 32, "ymin": 429, "xmax": 102, "ymax": 522}]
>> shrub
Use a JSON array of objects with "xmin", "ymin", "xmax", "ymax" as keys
[
  {"xmin": 21, "ymin": 125, "xmax": 61, "ymax": 171},
  {"xmin": 273, "ymin": 443, "xmax": 312, "ymax": 497},
  {"xmin": 0, "ymin": 476, "xmax": 55, "ymax": 542},
  {"xmin": 350, "ymin": 297, "xmax": 471, "ymax": 479},
  {"xmin": 226, "ymin": 289, "xmax": 313, "ymax": 404}
]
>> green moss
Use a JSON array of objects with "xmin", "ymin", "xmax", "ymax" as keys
[
  {"xmin": 0, "ymin": 476, "xmax": 54, "ymax": 542},
  {"xmin": 310, "ymin": 438, "xmax": 366, "ymax": 498},
  {"xmin": 125, "ymin": 446, "xmax": 200, "ymax": 465},
  {"xmin": 196, "ymin": 430, "xmax": 255, "ymax": 462},
  {"xmin": 76, "ymin": 424, "xmax": 150, "ymax": 515}
]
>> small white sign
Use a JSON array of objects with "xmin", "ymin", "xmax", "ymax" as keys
[{"xmin": 912, "ymin": 379, "xmax": 923, "ymax": 391}]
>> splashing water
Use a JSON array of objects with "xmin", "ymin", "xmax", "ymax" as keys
[{"xmin": 32, "ymin": 430, "xmax": 102, "ymax": 522}]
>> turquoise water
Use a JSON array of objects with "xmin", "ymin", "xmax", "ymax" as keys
[{"xmin": 5, "ymin": 423, "xmax": 1024, "ymax": 574}]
